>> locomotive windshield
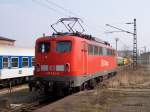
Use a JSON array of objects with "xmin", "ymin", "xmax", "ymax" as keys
[
  {"xmin": 56, "ymin": 41, "xmax": 71, "ymax": 53},
  {"xmin": 38, "ymin": 42, "xmax": 50, "ymax": 53}
]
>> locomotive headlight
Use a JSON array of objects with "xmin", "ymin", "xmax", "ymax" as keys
[{"xmin": 65, "ymin": 63, "xmax": 70, "ymax": 72}]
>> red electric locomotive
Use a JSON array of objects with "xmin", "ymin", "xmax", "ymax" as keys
[{"xmin": 30, "ymin": 18, "xmax": 117, "ymax": 95}]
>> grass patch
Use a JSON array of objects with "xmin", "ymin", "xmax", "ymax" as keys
[{"xmin": 107, "ymin": 65, "xmax": 150, "ymax": 88}]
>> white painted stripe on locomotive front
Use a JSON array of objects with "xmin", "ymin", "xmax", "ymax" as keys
[
  {"xmin": 0, "ymin": 68, "xmax": 34, "ymax": 79},
  {"xmin": 56, "ymin": 65, "xmax": 65, "ymax": 71},
  {"xmin": 41, "ymin": 65, "xmax": 49, "ymax": 71}
]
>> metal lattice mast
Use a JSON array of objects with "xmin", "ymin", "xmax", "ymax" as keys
[{"xmin": 133, "ymin": 19, "xmax": 137, "ymax": 69}]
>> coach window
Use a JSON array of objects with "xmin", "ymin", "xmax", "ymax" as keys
[
  {"xmin": 11, "ymin": 57, "xmax": 18, "ymax": 68},
  {"xmin": 32, "ymin": 57, "xmax": 35, "ymax": 66},
  {"xmin": 94, "ymin": 46, "xmax": 99, "ymax": 55},
  {"xmin": 56, "ymin": 41, "xmax": 71, "ymax": 53},
  {"xmin": 22, "ymin": 57, "xmax": 29, "ymax": 67},
  {"xmin": 3, "ymin": 57, "xmax": 9, "ymax": 68},
  {"xmin": 38, "ymin": 42, "xmax": 50, "ymax": 53},
  {"xmin": 88, "ymin": 45, "xmax": 94, "ymax": 55},
  {"xmin": 99, "ymin": 47, "xmax": 103, "ymax": 55}
]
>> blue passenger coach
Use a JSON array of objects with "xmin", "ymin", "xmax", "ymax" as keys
[{"xmin": 0, "ymin": 46, "xmax": 35, "ymax": 87}]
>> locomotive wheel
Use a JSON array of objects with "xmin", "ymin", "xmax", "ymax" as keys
[
  {"xmin": 81, "ymin": 82, "xmax": 89, "ymax": 91},
  {"xmin": 107, "ymin": 73, "xmax": 112, "ymax": 79},
  {"xmin": 113, "ymin": 72, "xmax": 117, "ymax": 76},
  {"xmin": 89, "ymin": 79, "xmax": 96, "ymax": 89},
  {"xmin": 73, "ymin": 87, "xmax": 80, "ymax": 93},
  {"xmin": 99, "ymin": 76, "xmax": 103, "ymax": 82},
  {"xmin": 64, "ymin": 88, "xmax": 72, "ymax": 96}
]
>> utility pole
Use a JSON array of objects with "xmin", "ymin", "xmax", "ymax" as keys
[
  {"xmin": 115, "ymin": 38, "xmax": 119, "ymax": 51},
  {"xmin": 106, "ymin": 18, "xmax": 138, "ymax": 70},
  {"xmin": 144, "ymin": 46, "xmax": 146, "ymax": 53}
]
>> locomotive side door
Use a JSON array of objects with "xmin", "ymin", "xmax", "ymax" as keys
[{"xmin": 81, "ymin": 41, "xmax": 88, "ymax": 75}]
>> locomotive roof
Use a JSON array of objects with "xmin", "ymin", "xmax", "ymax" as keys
[
  {"xmin": 52, "ymin": 32, "xmax": 110, "ymax": 45},
  {"xmin": 37, "ymin": 32, "xmax": 113, "ymax": 49},
  {"xmin": 0, "ymin": 46, "xmax": 34, "ymax": 56}
]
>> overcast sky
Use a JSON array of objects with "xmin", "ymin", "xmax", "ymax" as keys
[{"xmin": 0, "ymin": 0, "xmax": 150, "ymax": 52}]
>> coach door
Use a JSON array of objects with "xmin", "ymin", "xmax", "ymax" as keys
[{"xmin": 82, "ymin": 41, "xmax": 88, "ymax": 74}]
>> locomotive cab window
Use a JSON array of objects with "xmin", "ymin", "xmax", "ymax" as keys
[
  {"xmin": 22, "ymin": 57, "xmax": 29, "ymax": 67},
  {"xmin": 3, "ymin": 57, "xmax": 9, "ymax": 68},
  {"xmin": 56, "ymin": 41, "xmax": 71, "ymax": 53},
  {"xmin": 38, "ymin": 42, "xmax": 50, "ymax": 53},
  {"xmin": 11, "ymin": 57, "xmax": 18, "ymax": 68}
]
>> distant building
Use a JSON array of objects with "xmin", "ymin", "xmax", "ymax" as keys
[
  {"xmin": 0, "ymin": 36, "xmax": 16, "ymax": 46},
  {"xmin": 140, "ymin": 52, "xmax": 150, "ymax": 64}
]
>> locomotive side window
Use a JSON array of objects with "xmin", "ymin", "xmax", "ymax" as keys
[
  {"xmin": 109, "ymin": 49, "xmax": 113, "ymax": 55},
  {"xmin": 94, "ymin": 46, "xmax": 99, "ymax": 55},
  {"xmin": 107, "ymin": 49, "xmax": 114, "ymax": 56},
  {"xmin": 11, "ymin": 57, "xmax": 18, "ymax": 68},
  {"xmin": 38, "ymin": 42, "xmax": 50, "ymax": 53},
  {"xmin": 107, "ymin": 49, "xmax": 110, "ymax": 55},
  {"xmin": 56, "ymin": 41, "xmax": 71, "ymax": 53},
  {"xmin": 3, "ymin": 57, "xmax": 9, "ymax": 68},
  {"xmin": 88, "ymin": 45, "xmax": 94, "ymax": 55},
  {"xmin": 103, "ymin": 48, "xmax": 107, "ymax": 55},
  {"xmin": 99, "ymin": 47, "xmax": 103, "ymax": 55},
  {"xmin": 22, "ymin": 57, "xmax": 29, "ymax": 67},
  {"xmin": 110, "ymin": 49, "xmax": 113, "ymax": 55}
]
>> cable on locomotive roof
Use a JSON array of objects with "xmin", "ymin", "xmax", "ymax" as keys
[{"xmin": 51, "ymin": 17, "xmax": 85, "ymax": 34}]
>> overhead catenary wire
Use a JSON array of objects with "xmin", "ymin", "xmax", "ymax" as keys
[
  {"xmin": 32, "ymin": 0, "xmax": 69, "ymax": 17},
  {"xmin": 32, "ymin": 0, "xmax": 108, "ymax": 37},
  {"xmin": 45, "ymin": 0, "xmax": 108, "ymax": 33},
  {"xmin": 45, "ymin": 0, "xmax": 79, "ymax": 17}
]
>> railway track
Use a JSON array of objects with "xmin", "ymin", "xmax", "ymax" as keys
[
  {"xmin": 9, "ymin": 93, "xmax": 64, "ymax": 112},
  {"xmin": 0, "ymin": 84, "xmax": 28, "ymax": 96}
]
